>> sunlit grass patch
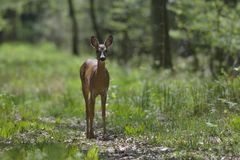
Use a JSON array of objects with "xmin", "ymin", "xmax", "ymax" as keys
[
  {"xmin": 124, "ymin": 124, "xmax": 145, "ymax": 135},
  {"xmin": 229, "ymin": 116, "xmax": 240, "ymax": 132},
  {"xmin": 85, "ymin": 146, "xmax": 99, "ymax": 160}
]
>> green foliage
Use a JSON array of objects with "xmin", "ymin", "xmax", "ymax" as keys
[
  {"xmin": 229, "ymin": 116, "xmax": 240, "ymax": 132},
  {"xmin": 0, "ymin": 0, "xmax": 239, "ymax": 74},
  {"xmin": 0, "ymin": 0, "xmax": 52, "ymax": 41},
  {"xmin": 84, "ymin": 146, "xmax": 99, "ymax": 160},
  {"xmin": 96, "ymin": 0, "xmax": 151, "ymax": 61},
  {"xmin": 124, "ymin": 124, "xmax": 145, "ymax": 135},
  {"xmin": 168, "ymin": 0, "xmax": 240, "ymax": 75},
  {"xmin": 170, "ymin": 0, "xmax": 240, "ymax": 55}
]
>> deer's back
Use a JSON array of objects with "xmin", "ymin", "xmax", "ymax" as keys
[
  {"xmin": 80, "ymin": 59, "xmax": 109, "ymax": 94},
  {"xmin": 80, "ymin": 59, "xmax": 97, "ymax": 84}
]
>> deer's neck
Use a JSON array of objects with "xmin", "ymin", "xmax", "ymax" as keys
[{"xmin": 96, "ymin": 60, "xmax": 106, "ymax": 75}]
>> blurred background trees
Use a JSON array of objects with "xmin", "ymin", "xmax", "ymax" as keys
[
  {"xmin": 67, "ymin": 0, "xmax": 79, "ymax": 55},
  {"xmin": 0, "ymin": 0, "xmax": 239, "ymax": 76},
  {"xmin": 151, "ymin": 0, "xmax": 172, "ymax": 69}
]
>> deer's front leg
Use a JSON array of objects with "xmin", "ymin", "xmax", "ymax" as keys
[
  {"xmin": 89, "ymin": 94, "xmax": 96, "ymax": 138},
  {"xmin": 101, "ymin": 93, "xmax": 107, "ymax": 138}
]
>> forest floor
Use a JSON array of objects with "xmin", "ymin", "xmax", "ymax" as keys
[
  {"xmin": 0, "ymin": 43, "xmax": 240, "ymax": 159},
  {"xmin": 1, "ymin": 116, "xmax": 173, "ymax": 160},
  {"xmin": 1, "ymin": 116, "xmax": 239, "ymax": 160}
]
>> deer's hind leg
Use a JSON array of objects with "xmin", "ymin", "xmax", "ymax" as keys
[
  {"xmin": 89, "ymin": 93, "xmax": 96, "ymax": 138},
  {"xmin": 82, "ymin": 85, "xmax": 90, "ymax": 138},
  {"xmin": 80, "ymin": 64, "xmax": 91, "ymax": 138}
]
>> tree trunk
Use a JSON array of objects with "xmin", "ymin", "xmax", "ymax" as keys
[
  {"xmin": 151, "ymin": 0, "xmax": 172, "ymax": 69},
  {"xmin": 90, "ymin": 0, "xmax": 102, "ymax": 42},
  {"xmin": 68, "ymin": 0, "xmax": 79, "ymax": 55},
  {"xmin": 163, "ymin": 0, "xmax": 172, "ymax": 68}
]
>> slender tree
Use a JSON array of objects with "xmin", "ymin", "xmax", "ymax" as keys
[
  {"xmin": 67, "ymin": 0, "xmax": 79, "ymax": 55},
  {"xmin": 89, "ymin": 0, "xmax": 102, "ymax": 42},
  {"xmin": 151, "ymin": 0, "xmax": 172, "ymax": 69}
]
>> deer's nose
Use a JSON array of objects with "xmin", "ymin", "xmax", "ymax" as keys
[
  {"xmin": 100, "ymin": 52, "xmax": 106, "ymax": 61},
  {"xmin": 100, "ymin": 57, "xmax": 106, "ymax": 61}
]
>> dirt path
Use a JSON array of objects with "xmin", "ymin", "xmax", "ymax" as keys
[
  {"xmin": 64, "ymin": 130, "xmax": 172, "ymax": 159},
  {"xmin": 0, "ymin": 116, "xmax": 172, "ymax": 159},
  {"xmin": 56, "ymin": 117, "xmax": 172, "ymax": 159}
]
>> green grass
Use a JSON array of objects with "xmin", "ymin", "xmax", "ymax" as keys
[{"xmin": 0, "ymin": 42, "xmax": 239, "ymax": 159}]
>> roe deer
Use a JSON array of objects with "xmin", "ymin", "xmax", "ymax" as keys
[{"xmin": 80, "ymin": 35, "xmax": 113, "ymax": 139}]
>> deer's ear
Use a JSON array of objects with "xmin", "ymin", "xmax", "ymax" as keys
[
  {"xmin": 90, "ymin": 36, "xmax": 99, "ymax": 48},
  {"xmin": 104, "ymin": 35, "xmax": 113, "ymax": 48}
]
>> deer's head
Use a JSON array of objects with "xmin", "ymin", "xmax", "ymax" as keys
[{"xmin": 90, "ymin": 35, "xmax": 113, "ymax": 61}]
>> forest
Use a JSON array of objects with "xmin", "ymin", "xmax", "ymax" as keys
[{"xmin": 0, "ymin": 0, "xmax": 239, "ymax": 159}]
